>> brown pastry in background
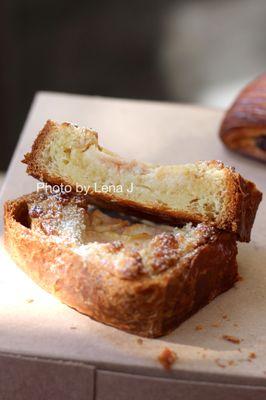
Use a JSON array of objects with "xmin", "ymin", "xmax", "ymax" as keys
[{"xmin": 220, "ymin": 73, "xmax": 266, "ymax": 163}]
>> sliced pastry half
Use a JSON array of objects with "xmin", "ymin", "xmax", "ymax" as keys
[
  {"xmin": 23, "ymin": 120, "xmax": 262, "ymax": 241},
  {"xmin": 4, "ymin": 191, "xmax": 238, "ymax": 337}
]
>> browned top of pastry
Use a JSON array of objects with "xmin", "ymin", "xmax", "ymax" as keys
[
  {"xmin": 22, "ymin": 121, "xmax": 262, "ymax": 241},
  {"xmin": 4, "ymin": 191, "xmax": 238, "ymax": 337},
  {"xmin": 220, "ymin": 73, "xmax": 266, "ymax": 162},
  {"xmin": 19, "ymin": 191, "xmax": 218, "ymax": 279}
]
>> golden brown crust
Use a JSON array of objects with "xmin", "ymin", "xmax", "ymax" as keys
[
  {"xmin": 221, "ymin": 169, "xmax": 262, "ymax": 242},
  {"xmin": 22, "ymin": 120, "xmax": 262, "ymax": 242},
  {"xmin": 220, "ymin": 73, "xmax": 266, "ymax": 162},
  {"xmin": 4, "ymin": 192, "xmax": 238, "ymax": 337}
]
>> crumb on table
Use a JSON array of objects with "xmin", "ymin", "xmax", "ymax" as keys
[
  {"xmin": 222, "ymin": 334, "xmax": 241, "ymax": 344},
  {"xmin": 195, "ymin": 324, "xmax": 203, "ymax": 331},
  {"xmin": 215, "ymin": 358, "xmax": 226, "ymax": 368},
  {"xmin": 137, "ymin": 338, "xmax": 143, "ymax": 345},
  {"xmin": 249, "ymin": 352, "xmax": 257, "ymax": 360},
  {"xmin": 25, "ymin": 299, "xmax": 34, "ymax": 304},
  {"xmin": 215, "ymin": 358, "xmax": 237, "ymax": 368},
  {"xmin": 158, "ymin": 347, "xmax": 177, "ymax": 370}
]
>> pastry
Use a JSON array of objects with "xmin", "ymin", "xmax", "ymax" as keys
[
  {"xmin": 23, "ymin": 120, "xmax": 262, "ymax": 242},
  {"xmin": 4, "ymin": 191, "xmax": 238, "ymax": 338},
  {"xmin": 220, "ymin": 73, "xmax": 266, "ymax": 163}
]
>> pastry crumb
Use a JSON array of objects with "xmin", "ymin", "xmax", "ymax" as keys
[
  {"xmin": 211, "ymin": 322, "xmax": 220, "ymax": 328},
  {"xmin": 249, "ymin": 352, "xmax": 256, "ymax": 360},
  {"xmin": 215, "ymin": 358, "xmax": 226, "ymax": 368},
  {"xmin": 25, "ymin": 299, "xmax": 34, "ymax": 304},
  {"xmin": 137, "ymin": 338, "xmax": 143, "ymax": 345},
  {"xmin": 158, "ymin": 347, "xmax": 177, "ymax": 370},
  {"xmin": 195, "ymin": 324, "xmax": 203, "ymax": 331},
  {"xmin": 70, "ymin": 326, "xmax": 77, "ymax": 330},
  {"xmin": 215, "ymin": 358, "xmax": 236, "ymax": 368},
  {"xmin": 222, "ymin": 314, "xmax": 229, "ymax": 320},
  {"xmin": 222, "ymin": 334, "xmax": 241, "ymax": 344}
]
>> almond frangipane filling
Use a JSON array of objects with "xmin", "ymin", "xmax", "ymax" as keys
[{"xmin": 28, "ymin": 192, "xmax": 216, "ymax": 278}]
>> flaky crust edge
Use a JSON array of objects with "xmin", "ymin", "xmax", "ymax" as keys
[
  {"xmin": 219, "ymin": 73, "xmax": 266, "ymax": 163},
  {"xmin": 4, "ymin": 192, "xmax": 238, "ymax": 338},
  {"xmin": 23, "ymin": 121, "xmax": 262, "ymax": 242}
]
